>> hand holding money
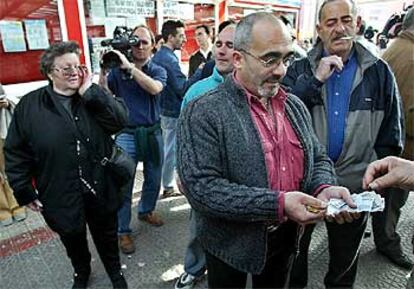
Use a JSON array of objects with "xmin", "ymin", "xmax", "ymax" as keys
[
  {"xmin": 317, "ymin": 186, "xmax": 359, "ymax": 224},
  {"xmin": 327, "ymin": 191, "xmax": 385, "ymax": 215}
]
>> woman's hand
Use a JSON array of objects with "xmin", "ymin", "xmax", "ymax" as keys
[
  {"xmin": 78, "ymin": 65, "xmax": 93, "ymax": 96},
  {"xmin": 0, "ymin": 98, "xmax": 9, "ymax": 108},
  {"xmin": 27, "ymin": 199, "xmax": 43, "ymax": 212}
]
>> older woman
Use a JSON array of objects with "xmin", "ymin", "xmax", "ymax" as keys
[{"xmin": 4, "ymin": 41, "xmax": 128, "ymax": 289}]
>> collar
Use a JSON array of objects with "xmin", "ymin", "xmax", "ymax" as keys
[
  {"xmin": 160, "ymin": 45, "xmax": 177, "ymax": 58},
  {"xmin": 399, "ymin": 30, "xmax": 414, "ymax": 43},
  {"xmin": 212, "ymin": 66, "xmax": 224, "ymax": 82},
  {"xmin": 139, "ymin": 59, "xmax": 151, "ymax": 71},
  {"xmin": 46, "ymin": 84, "xmax": 78, "ymax": 99},
  {"xmin": 322, "ymin": 45, "xmax": 356, "ymax": 65},
  {"xmin": 200, "ymin": 44, "xmax": 212, "ymax": 56},
  {"xmin": 308, "ymin": 40, "xmax": 378, "ymax": 73}
]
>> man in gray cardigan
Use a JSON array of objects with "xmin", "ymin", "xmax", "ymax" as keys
[{"xmin": 177, "ymin": 12, "xmax": 358, "ymax": 289}]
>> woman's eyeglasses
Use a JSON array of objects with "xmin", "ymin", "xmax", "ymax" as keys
[{"xmin": 53, "ymin": 65, "xmax": 86, "ymax": 77}]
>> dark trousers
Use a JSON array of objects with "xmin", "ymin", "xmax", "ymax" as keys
[
  {"xmin": 206, "ymin": 222, "xmax": 298, "ymax": 289},
  {"xmin": 59, "ymin": 193, "xmax": 121, "ymax": 277},
  {"xmin": 289, "ymin": 213, "xmax": 368, "ymax": 289},
  {"xmin": 372, "ymin": 187, "xmax": 409, "ymax": 254}
]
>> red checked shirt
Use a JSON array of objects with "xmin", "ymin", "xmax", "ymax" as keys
[{"xmin": 234, "ymin": 74, "xmax": 304, "ymax": 221}]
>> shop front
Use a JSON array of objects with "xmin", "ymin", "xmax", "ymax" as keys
[{"xmin": 0, "ymin": 0, "xmax": 303, "ymax": 97}]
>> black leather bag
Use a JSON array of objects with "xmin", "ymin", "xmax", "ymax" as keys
[
  {"xmin": 100, "ymin": 144, "xmax": 136, "ymax": 190},
  {"xmin": 74, "ymin": 127, "xmax": 136, "ymax": 194}
]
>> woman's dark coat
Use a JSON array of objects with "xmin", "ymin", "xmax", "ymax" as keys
[{"xmin": 5, "ymin": 84, "xmax": 128, "ymax": 234}]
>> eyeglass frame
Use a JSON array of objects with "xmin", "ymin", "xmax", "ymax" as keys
[
  {"xmin": 52, "ymin": 65, "xmax": 86, "ymax": 77},
  {"xmin": 238, "ymin": 48, "xmax": 295, "ymax": 68}
]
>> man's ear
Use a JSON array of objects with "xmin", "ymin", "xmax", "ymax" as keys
[
  {"xmin": 167, "ymin": 34, "xmax": 174, "ymax": 44},
  {"xmin": 353, "ymin": 19, "xmax": 360, "ymax": 34},
  {"xmin": 232, "ymin": 51, "xmax": 243, "ymax": 69},
  {"xmin": 316, "ymin": 24, "xmax": 322, "ymax": 36},
  {"xmin": 356, "ymin": 15, "xmax": 362, "ymax": 30}
]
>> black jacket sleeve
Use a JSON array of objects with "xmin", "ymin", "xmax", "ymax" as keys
[
  {"xmin": 282, "ymin": 59, "xmax": 325, "ymax": 109},
  {"xmin": 4, "ymin": 100, "xmax": 38, "ymax": 206},
  {"xmin": 82, "ymin": 84, "xmax": 128, "ymax": 135}
]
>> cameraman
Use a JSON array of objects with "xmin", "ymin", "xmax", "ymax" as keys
[
  {"xmin": 355, "ymin": 16, "xmax": 379, "ymax": 56},
  {"xmin": 99, "ymin": 25, "xmax": 167, "ymax": 255}
]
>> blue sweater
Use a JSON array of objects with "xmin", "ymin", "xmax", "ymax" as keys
[{"xmin": 181, "ymin": 66, "xmax": 224, "ymax": 110}]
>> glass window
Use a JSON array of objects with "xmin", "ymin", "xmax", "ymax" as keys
[{"xmin": 0, "ymin": 0, "xmax": 62, "ymax": 84}]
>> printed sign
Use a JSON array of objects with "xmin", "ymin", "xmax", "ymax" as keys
[
  {"xmin": 24, "ymin": 19, "xmax": 50, "ymax": 50},
  {"xmin": 0, "ymin": 21, "xmax": 27, "ymax": 52}
]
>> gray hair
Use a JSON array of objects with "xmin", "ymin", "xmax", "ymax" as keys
[
  {"xmin": 234, "ymin": 12, "xmax": 281, "ymax": 51},
  {"xmin": 40, "ymin": 41, "xmax": 80, "ymax": 78},
  {"xmin": 402, "ymin": 7, "xmax": 414, "ymax": 31},
  {"xmin": 318, "ymin": 0, "xmax": 357, "ymax": 23}
]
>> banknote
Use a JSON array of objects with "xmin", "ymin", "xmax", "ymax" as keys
[{"xmin": 327, "ymin": 191, "xmax": 385, "ymax": 215}]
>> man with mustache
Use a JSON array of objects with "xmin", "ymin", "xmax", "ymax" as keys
[
  {"xmin": 282, "ymin": 0, "xmax": 406, "ymax": 288},
  {"xmin": 177, "ymin": 12, "xmax": 357, "ymax": 289}
]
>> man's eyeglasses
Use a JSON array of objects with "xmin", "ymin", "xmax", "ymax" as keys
[
  {"xmin": 53, "ymin": 65, "xmax": 86, "ymax": 77},
  {"xmin": 239, "ymin": 49, "xmax": 294, "ymax": 68}
]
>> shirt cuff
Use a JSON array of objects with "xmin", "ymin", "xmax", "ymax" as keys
[
  {"xmin": 277, "ymin": 191, "xmax": 288, "ymax": 223},
  {"xmin": 313, "ymin": 184, "xmax": 332, "ymax": 196}
]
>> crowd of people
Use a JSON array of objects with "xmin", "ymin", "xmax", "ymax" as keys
[{"xmin": 1, "ymin": 0, "xmax": 413, "ymax": 289}]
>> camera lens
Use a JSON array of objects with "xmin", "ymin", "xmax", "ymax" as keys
[{"xmin": 100, "ymin": 51, "xmax": 122, "ymax": 69}]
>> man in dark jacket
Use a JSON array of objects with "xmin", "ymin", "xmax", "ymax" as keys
[
  {"xmin": 177, "ymin": 12, "xmax": 357, "ymax": 289},
  {"xmin": 282, "ymin": 0, "xmax": 406, "ymax": 288},
  {"xmin": 188, "ymin": 25, "xmax": 212, "ymax": 78}
]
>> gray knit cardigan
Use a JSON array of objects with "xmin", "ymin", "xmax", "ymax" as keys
[{"xmin": 177, "ymin": 75, "xmax": 337, "ymax": 274}]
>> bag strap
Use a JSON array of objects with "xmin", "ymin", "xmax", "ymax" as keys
[{"xmin": 72, "ymin": 126, "xmax": 111, "ymax": 167}]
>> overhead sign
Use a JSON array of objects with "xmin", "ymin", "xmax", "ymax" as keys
[
  {"xmin": 164, "ymin": 1, "xmax": 195, "ymax": 20},
  {"xmin": 106, "ymin": 0, "xmax": 155, "ymax": 17},
  {"xmin": 234, "ymin": 0, "xmax": 302, "ymax": 7}
]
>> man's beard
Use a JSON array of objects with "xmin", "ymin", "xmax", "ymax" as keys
[{"xmin": 258, "ymin": 82, "xmax": 279, "ymax": 99}]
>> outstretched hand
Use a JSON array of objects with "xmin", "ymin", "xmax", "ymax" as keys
[{"xmin": 363, "ymin": 156, "xmax": 414, "ymax": 191}]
